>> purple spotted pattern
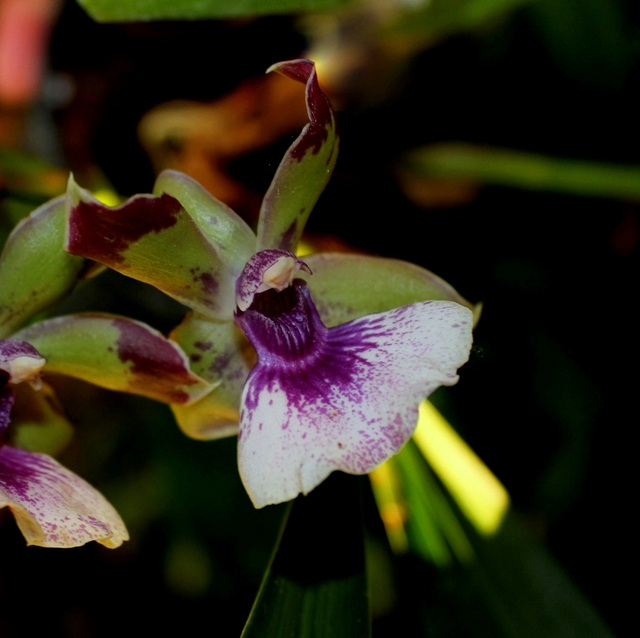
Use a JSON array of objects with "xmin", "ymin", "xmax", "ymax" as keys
[
  {"xmin": 0, "ymin": 444, "xmax": 127, "ymax": 547},
  {"xmin": 0, "ymin": 337, "xmax": 128, "ymax": 547},
  {"xmin": 235, "ymin": 281, "xmax": 473, "ymax": 507},
  {"xmin": 0, "ymin": 386, "xmax": 15, "ymax": 440}
]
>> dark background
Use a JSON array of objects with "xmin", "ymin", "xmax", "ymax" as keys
[{"xmin": 1, "ymin": 0, "xmax": 637, "ymax": 636}]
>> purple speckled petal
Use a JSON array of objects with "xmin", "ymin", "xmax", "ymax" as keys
[
  {"xmin": 256, "ymin": 59, "xmax": 339, "ymax": 253},
  {"xmin": 0, "ymin": 445, "xmax": 128, "ymax": 547},
  {"xmin": 236, "ymin": 285, "xmax": 473, "ymax": 507}
]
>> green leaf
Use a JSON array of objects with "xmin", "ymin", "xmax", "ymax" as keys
[
  {"xmin": 242, "ymin": 473, "xmax": 370, "ymax": 638},
  {"xmin": 14, "ymin": 313, "xmax": 212, "ymax": 405},
  {"xmin": 391, "ymin": 441, "xmax": 474, "ymax": 567},
  {"xmin": 0, "ymin": 196, "xmax": 86, "ymax": 338},
  {"xmin": 302, "ymin": 253, "xmax": 477, "ymax": 327},
  {"xmin": 256, "ymin": 59, "xmax": 339, "ymax": 254},
  {"xmin": 387, "ymin": 0, "xmax": 537, "ymax": 42},
  {"xmin": 402, "ymin": 143, "xmax": 640, "ymax": 201},
  {"xmin": 527, "ymin": 0, "xmax": 632, "ymax": 89},
  {"xmin": 76, "ymin": 0, "xmax": 352, "ymax": 21},
  {"xmin": 373, "ymin": 408, "xmax": 616, "ymax": 637},
  {"xmin": 466, "ymin": 513, "xmax": 616, "ymax": 638}
]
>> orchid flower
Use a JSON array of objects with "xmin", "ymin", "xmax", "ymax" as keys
[
  {"xmin": 0, "ymin": 195, "xmax": 211, "ymax": 547},
  {"xmin": 64, "ymin": 59, "xmax": 475, "ymax": 508}
]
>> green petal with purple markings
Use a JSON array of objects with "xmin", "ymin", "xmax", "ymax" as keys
[
  {"xmin": 169, "ymin": 311, "xmax": 254, "ymax": 439},
  {"xmin": 13, "ymin": 313, "xmax": 212, "ymax": 405},
  {"xmin": 301, "ymin": 253, "xmax": 479, "ymax": 327},
  {"xmin": 0, "ymin": 445, "xmax": 128, "ymax": 548},
  {"xmin": 256, "ymin": 59, "xmax": 339, "ymax": 253},
  {"xmin": 65, "ymin": 177, "xmax": 239, "ymax": 319},
  {"xmin": 0, "ymin": 196, "xmax": 86, "ymax": 338}
]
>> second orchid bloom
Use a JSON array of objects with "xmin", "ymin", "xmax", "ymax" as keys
[{"xmin": 0, "ymin": 196, "xmax": 210, "ymax": 547}]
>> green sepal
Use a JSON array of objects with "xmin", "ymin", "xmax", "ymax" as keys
[
  {"xmin": 302, "ymin": 253, "xmax": 478, "ymax": 327},
  {"xmin": 13, "ymin": 313, "xmax": 213, "ymax": 405},
  {"xmin": 169, "ymin": 311, "xmax": 254, "ymax": 439},
  {"xmin": 66, "ymin": 176, "xmax": 241, "ymax": 320},
  {"xmin": 256, "ymin": 60, "xmax": 339, "ymax": 253},
  {"xmin": 0, "ymin": 196, "xmax": 86, "ymax": 338},
  {"xmin": 153, "ymin": 169, "xmax": 256, "ymax": 268}
]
